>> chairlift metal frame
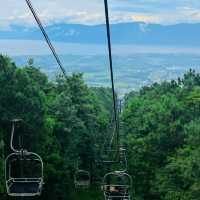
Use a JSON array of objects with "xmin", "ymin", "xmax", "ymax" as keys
[
  {"xmin": 74, "ymin": 158, "xmax": 91, "ymax": 189},
  {"xmin": 5, "ymin": 119, "xmax": 44, "ymax": 197},
  {"xmin": 102, "ymin": 171, "xmax": 132, "ymax": 200},
  {"xmin": 74, "ymin": 169, "xmax": 90, "ymax": 189}
]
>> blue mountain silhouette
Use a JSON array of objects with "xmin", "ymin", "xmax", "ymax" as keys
[{"xmin": 1, "ymin": 22, "xmax": 200, "ymax": 46}]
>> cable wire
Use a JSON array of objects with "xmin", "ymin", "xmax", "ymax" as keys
[
  {"xmin": 25, "ymin": 0, "xmax": 67, "ymax": 77},
  {"xmin": 104, "ymin": 0, "xmax": 119, "ymax": 150},
  {"xmin": 25, "ymin": 0, "xmax": 120, "ymax": 157}
]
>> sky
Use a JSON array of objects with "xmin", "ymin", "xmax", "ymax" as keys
[{"xmin": 1, "ymin": 0, "xmax": 200, "ymax": 28}]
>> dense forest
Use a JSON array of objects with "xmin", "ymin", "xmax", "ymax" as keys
[{"xmin": 0, "ymin": 55, "xmax": 200, "ymax": 200}]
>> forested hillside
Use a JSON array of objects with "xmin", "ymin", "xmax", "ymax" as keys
[
  {"xmin": 0, "ymin": 55, "xmax": 112, "ymax": 200},
  {"xmin": 0, "ymin": 55, "xmax": 200, "ymax": 200},
  {"xmin": 123, "ymin": 70, "xmax": 200, "ymax": 200}
]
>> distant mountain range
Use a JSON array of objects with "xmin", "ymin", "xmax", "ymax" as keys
[{"xmin": 1, "ymin": 22, "xmax": 200, "ymax": 46}]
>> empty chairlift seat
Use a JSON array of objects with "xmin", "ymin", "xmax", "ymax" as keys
[
  {"xmin": 5, "ymin": 119, "xmax": 44, "ymax": 197},
  {"xmin": 74, "ymin": 170, "xmax": 90, "ymax": 189},
  {"xmin": 5, "ymin": 151, "xmax": 44, "ymax": 197}
]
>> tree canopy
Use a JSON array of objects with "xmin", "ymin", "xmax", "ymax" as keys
[{"xmin": 0, "ymin": 55, "xmax": 200, "ymax": 200}]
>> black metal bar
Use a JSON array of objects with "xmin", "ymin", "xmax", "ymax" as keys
[
  {"xmin": 25, "ymin": 0, "xmax": 67, "ymax": 77},
  {"xmin": 104, "ymin": 0, "xmax": 119, "ymax": 153}
]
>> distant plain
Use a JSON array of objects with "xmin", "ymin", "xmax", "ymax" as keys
[{"xmin": 1, "ymin": 39, "xmax": 200, "ymax": 95}]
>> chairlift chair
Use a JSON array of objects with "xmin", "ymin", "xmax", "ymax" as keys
[
  {"xmin": 5, "ymin": 119, "xmax": 44, "ymax": 197},
  {"xmin": 100, "ymin": 147, "xmax": 127, "ymax": 166},
  {"xmin": 100, "ymin": 149, "xmax": 119, "ymax": 165},
  {"xmin": 74, "ymin": 169, "xmax": 90, "ymax": 189},
  {"xmin": 102, "ymin": 171, "xmax": 132, "ymax": 200}
]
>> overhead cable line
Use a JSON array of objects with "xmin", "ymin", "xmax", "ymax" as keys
[
  {"xmin": 25, "ymin": 0, "xmax": 67, "ymax": 77},
  {"xmin": 26, "ymin": 0, "xmax": 119, "ymax": 150},
  {"xmin": 104, "ymin": 0, "xmax": 119, "ymax": 150}
]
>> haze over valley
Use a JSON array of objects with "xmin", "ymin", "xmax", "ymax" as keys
[
  {"xmin": 11, "ymin": 52, "xmax": 200, "ymax": 95},
  {"xmin": 1, "ymin": 22, "xmax": 200, "ymax": 95}
]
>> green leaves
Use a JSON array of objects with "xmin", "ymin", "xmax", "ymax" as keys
[
  {"xmin": 0, "ymin": 55, "xmax": 112, "ymax": 199},
  {"xmin": 3, "ymin": 54, "xmax": 200, "ymax": 200},
  {"xmin": 123, "ymin": 70, "xmax": 200, "ymax": 200}
]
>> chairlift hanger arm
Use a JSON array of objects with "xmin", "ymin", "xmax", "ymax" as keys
[{"xmin": 10, "ymin": 119, "xmax": 23, "ymax": 153}]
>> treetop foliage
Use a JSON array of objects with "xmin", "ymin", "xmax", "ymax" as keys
[{"xmin": 0, "ymin": 55, "xmax": 200, "ymax": 200}]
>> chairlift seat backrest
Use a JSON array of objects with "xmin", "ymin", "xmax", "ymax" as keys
[
  {"xmin": 74, "ymin": 170, "xmax": 90, "ymax": 188},
  {"xmin": 5, "ymin": 152, "xmax": 44, "ymax": 197}
]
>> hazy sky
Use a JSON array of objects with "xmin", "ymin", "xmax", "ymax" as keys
[{"xmin": 1, "ymin": 0, "xmax": 200, "ymax": 28}]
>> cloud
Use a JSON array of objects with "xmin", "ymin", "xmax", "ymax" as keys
[
  {"xmin": 1, "ymin": 0, "xmax": 200, "ymax": 28},
  {"xmin": 131, "ymin": 14, "xmax": 158, "ymax": 23},
  {"xmin": 0, "ymin": 0, "xmax": 105, "ymax": 27}
]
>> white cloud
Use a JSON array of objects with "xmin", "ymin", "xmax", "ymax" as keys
[
  {"xmin": 131, "ymin": 14, "xmax": 159, "ymax": 24},
  {"xmin": 1, "ymin": 0, "xmax": 200, "ymax": 28},
  {"xmin": 0, "ymin": 0, "xmax": 105, "ymax": 27}
]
